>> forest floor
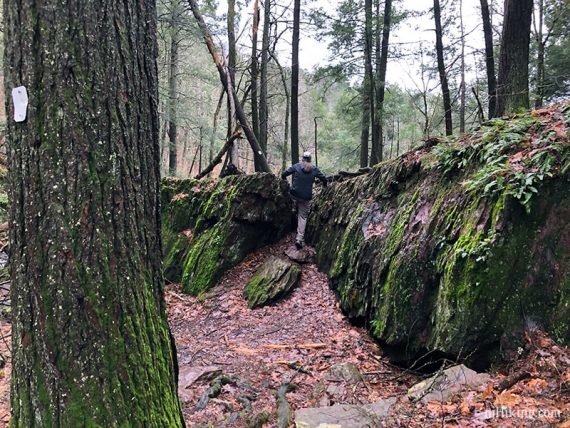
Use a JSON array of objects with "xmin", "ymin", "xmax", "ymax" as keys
[
  {"xmin": 168, "ymin": 234, "xmax": 570, "ymax": 428},
  {"xmin": 0, "ymin": 234, "xmax": 568, "ymax": 426}
]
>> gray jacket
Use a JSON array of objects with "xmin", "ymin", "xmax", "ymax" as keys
[{"xmin": 281, "ymin": 163, "xmax": 327, "ymax": 201}]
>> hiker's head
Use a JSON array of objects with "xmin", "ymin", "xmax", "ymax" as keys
[{"xmin": 302, "ymin": 152, "xmax": 313, "ymax": 171}]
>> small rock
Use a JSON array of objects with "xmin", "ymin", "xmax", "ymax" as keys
[
  {"xmin": 326, "ymin": 363, "xmax": 362, "ymax": 384},
  {"xmin": 284, "ymin": 246, "xmax": 316, "ymax": 264},
  {"xmin": 408, "ymin": 364, "xmax": 491, "ymax": 403},
  {"xmin": 294, "ymin": 397, "xmax": 396, "ymax": 428},
  {"xmin": 244, "ymin": 256, "xmax": 301, "ymax": 308}
]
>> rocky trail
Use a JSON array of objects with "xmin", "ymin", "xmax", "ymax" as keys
[
  {"xmin": 167, "ymin": 233, "xmax": 570, "ymax": 427},
  {"xmin": 168, "ymin": 234, "xmax": 416, "ymax": 427}
]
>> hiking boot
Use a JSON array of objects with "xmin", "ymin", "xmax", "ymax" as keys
[{"xmin": 295, "ymin": 240, "xmax": 303, "ymax": 250}]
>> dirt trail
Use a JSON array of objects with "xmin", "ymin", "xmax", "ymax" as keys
[{"xmin": 168, "ymin": 234, "xmax": 416, "ymax": 426}]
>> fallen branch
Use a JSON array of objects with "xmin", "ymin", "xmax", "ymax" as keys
[
  {"xmin": 263, "ymin": 343, "xmax": 327, "ymax": 350},
  {"xmin": 497, "ymin": 371, "xmax": 531, "ymax": 392},
  {"xmin": 187, "ymin": 0, "xmax": 271, "ymax": 173},
  {"xmin": 195, "ymin": 130, "xmax": 242, "ymax": 179}
]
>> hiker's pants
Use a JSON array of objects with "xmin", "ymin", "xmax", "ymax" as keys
[{"xmin": 293, "ymin": 197, "xmax": 311, "ymax": 243}]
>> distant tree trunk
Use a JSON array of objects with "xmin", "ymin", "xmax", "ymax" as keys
[
  {"xmin": 496, "ymin": 0, "xmax": 534, "ymax": 116},
  {"xmin": 364, "ymin": 0, "xmax": 374, "ymax": 164},
  {"xmin": 534, "ymin": 0, "xmax": 545, "ymax": 108},
  {"xmin": 227, "ymin": 0, "xmax": 239, "ymax": 165},
  {"xmin": 290, "ymin": 0, "xmax": 301, "ymax": 165},
  {"xmin": 459, "ymin": 0, "xmax": 466, "ymax": 133},
  {"xmin": 4, "ymin": 0, "xmax": 184, "ymax": 425},
  {"xmin": 272, "ymin": 54, "xmax": 290, "ymax": 172},
  {"xmin": 251, "ymin": 0, "xmax": 261, "ymax": 166},
  {"xmin": 433, "ymin": 0, "xmax": 453, "ymax": 135},
  {"xmin": 480, "ymin": 0, "xmax": 497, "ymax": 118},
  {"xmin": 360, "ymin": 0, "xmax": 375, "ymax": 167},
  {"xmin": 372, "ymin": 0, "xmax": 393, "ymax": 165},
  {"xmin": 259, "ymin": 0, "xmax": 271, "ymax": 158},
  {"xmin": 189, "ymin": 0, "xmax": 271, "ymax": 172},
  {"xmin": 168, "ymin": 0, "xmax": 181, "ymax": 176}
]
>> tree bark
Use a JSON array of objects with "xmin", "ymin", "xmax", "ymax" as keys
[
  {"xmin": 534, "ymin": 0, "xmax": 545, "ymax": 108},
  {"xmin": 459, "ymin": 0, "xmax": 467, "ymax": 133},
  {"xmin": 168, "ymin": 0, "xmax": 181, "ymax": 176},
  {"xmin": 227, "ymin": 0, "xmax": 239, "ymax": 165},
  {"xmin": 259, "ymin": 0, "xmax": 271, "ymax": 158},
  {"xmin": 372, "ymin": 0, "xmax": 392, "ymax": 165},
  {"xmin": 433, "ymin": 0, "xmax": 453, "ymax": 135},
  {"xmin": 271, "ymin": 53, "xmax": 290, "ymax": 172},
  {"xmin": 480, "ymin": 0, "xmax": 497, "ymax": 118},
  {"xmin": 188, "ymin": 0, "xmax": 271, "ymax": 173},
  {"xmin": 360, "ymin": 0, "xmax": 375, "ymax": 167},
  {"xmin": 495, "ymin": 0, "xmax": 534, "ymax": 116},
  {"xmin": 251, "ymin": 0, "xmax": 261, "ymax": 169},
  {"xmin": 4, "ymin": 0, "xmax": 185, "ymax": 425},
  {"xmin": 290, "ymin": 0, "xmax": 301, "ymax": 165}
]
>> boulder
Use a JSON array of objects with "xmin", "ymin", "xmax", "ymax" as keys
[
  {"xmin": 307, "ymin": 105, "xmax": 570, "ymax": 367},
  {"xmin": 284, "ymin": 246, "xmax": 316, "ymax": 264},
  {"xmin": 294, "ymin": 397, "xmax": 396, "ymax": 428},
  {"xmin": 408, "ymin": 364, "xmax": 491, "ymax": 403},
  {"xmin": 161, "ymin": 174, "xmax": 292, "ymax": 295},
  {"xmin": 244, "ymin": 256, "xmax": 301, "ymax": 308}
]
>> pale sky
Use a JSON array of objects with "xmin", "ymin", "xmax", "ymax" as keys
[{"xmin": 216, "ymin": 0, "xmax": 492, "ymax": 89}]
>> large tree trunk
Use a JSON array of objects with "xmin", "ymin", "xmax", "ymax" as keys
[
  {"xmin": 168, "ymin": 0, "xmax": 181, "ymax": 176},
  {"xmin": 290, "ymin": 0, "xmax": 301, "ymax": 165},
  {"xmin": 4, "ymin": 0, "xmax": 185, "ymax": 426},
  {"xmin": 480, "ymin": 0, "xmax": 497, "ymax": 118},
  {"xmin": 433, "ymin": 0, "xmax": 453, "ymax": 135},
  {"xmin": 251, "ymin": 0, "xmax": 261, "ymax": 169},
  {"xmin": 259, "ymin": 0, "xmax": 271, "ymax": 158},
  {"xmin": 495, "ymin": 0, "xmax": 534, "ymax": 116},
  {"xmin": 372, "ymin": 0, "xmax": 392, "ymax": 165}
]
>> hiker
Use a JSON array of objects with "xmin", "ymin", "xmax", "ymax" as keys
[{"xmin": 281, "ymin": 151, "xmax": 328, "ymax": 249}]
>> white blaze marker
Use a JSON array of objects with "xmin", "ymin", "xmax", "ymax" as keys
[{"xmin": 12, "ymin": 86, "xmax": 29, "ymax": 122}]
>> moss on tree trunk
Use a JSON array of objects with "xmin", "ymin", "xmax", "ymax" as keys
[{"xmin": 4, "ymin": 0, "xmax": 184, "ymax": 425}]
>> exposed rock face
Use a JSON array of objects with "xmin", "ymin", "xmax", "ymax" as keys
[
  {"xmin": 244, "ymin": 256, "xmax": 301, "ymax": 308},
  {"xmin": 307, "ymin": 105, "xmax": 570, "ymax": 367},
  {"xmin": 162, "ymin": 174, "xmax": 292, "ymax": 295}
]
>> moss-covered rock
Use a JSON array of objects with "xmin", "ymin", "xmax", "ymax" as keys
[
  {"xmin": 307, "ymin": 104, "xmax": 570, "ymax": 368},
  {"xmin": 162, "ymin": 173, "xmax": 292, "ymax": 295},
  {"xmin": 244, "ymin": 256, "xmax": 301, "ymax": 308}
]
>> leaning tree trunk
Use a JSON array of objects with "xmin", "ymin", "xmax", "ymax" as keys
[
  {"xmin": 290, "ymin": 0, "xmax": 301, "ymax": 165},
  {"xmin": 3, "ymin": 0, "xmax": 185, "ymax": 426},
  {"xmin": 434, "ymin": 0, "xmax": 453, "ymax": 136},
  {"xmin": 480, "ymin": 0, "xmax": 497, "ymax": 118},
  {"xmin": 495, "ymin": 0, "xmax": 534, "ymax": 116}
]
